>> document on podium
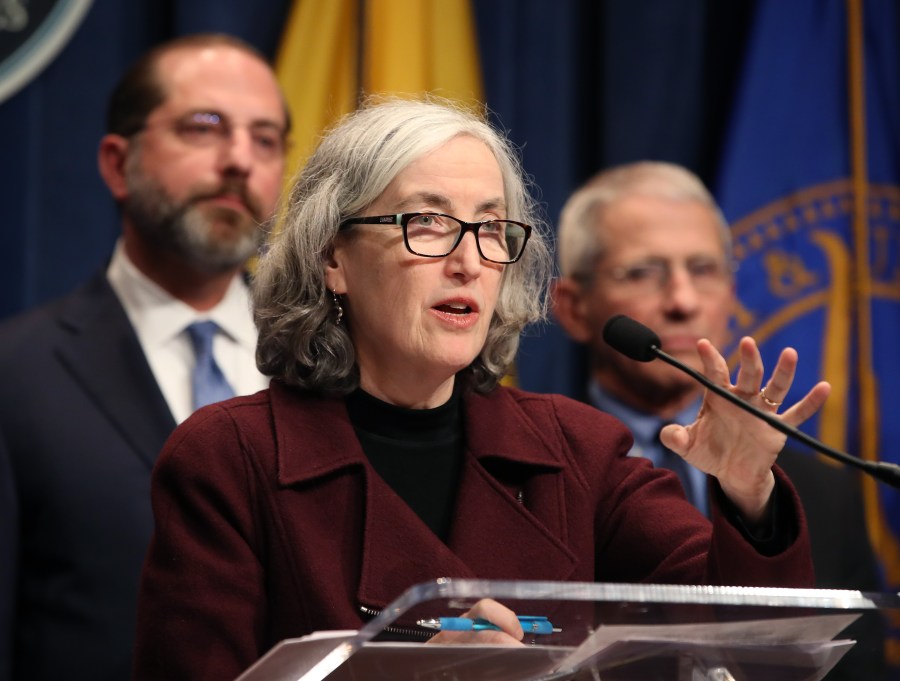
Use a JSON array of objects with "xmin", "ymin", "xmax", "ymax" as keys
[
  {"xmin": 235, "ymin": 613, "xmax": 859, "ymax": 681},
  {"xmin": 555, "ymin": 613, "xmax": 858, "ymax": 681}
]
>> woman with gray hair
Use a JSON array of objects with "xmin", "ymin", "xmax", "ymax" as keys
[
  {"xmin": 133, "ymin": 98, "xmax": 828, "ymax": 681},
  {"xmin": 253, "ymin": 96, "xmax": 549, "ymax": 396}
]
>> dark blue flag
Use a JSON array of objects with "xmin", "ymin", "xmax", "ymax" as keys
[{"xmin": 716, "ymin": 0, "xmax": 900, "ymax": 665}]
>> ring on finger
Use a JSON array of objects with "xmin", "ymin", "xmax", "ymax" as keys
[{"xmin": 760, "ymin": 387, "xmax": 783, "ymax": 407}]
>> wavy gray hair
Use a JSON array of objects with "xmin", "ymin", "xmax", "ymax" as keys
[{"xmin": 253, "ymin": 97, "xmax": 552, "ymax": 395}]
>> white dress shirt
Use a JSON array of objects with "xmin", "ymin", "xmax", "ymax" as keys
[{"xmin": 107, "ymin": 240, "xmax": 269, "ymax": 424}]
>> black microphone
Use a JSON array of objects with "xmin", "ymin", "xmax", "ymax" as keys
[{"xmin": 602, "ymin": 314, "xmax": 900, "ymax": 488}]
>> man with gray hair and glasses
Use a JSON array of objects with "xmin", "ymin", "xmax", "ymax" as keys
[{"xmin": 552, "ymin": 161, "xmax": 883, "ymax": 678}]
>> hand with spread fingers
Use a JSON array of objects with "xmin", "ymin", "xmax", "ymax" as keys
[{"xmin": 659, "ymin": 336, "xmax": 831, "ymax": 525}]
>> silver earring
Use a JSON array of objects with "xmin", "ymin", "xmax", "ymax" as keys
[{"xmin": 331, "ymin": 290, "xmax": 344, "ymax": 325}]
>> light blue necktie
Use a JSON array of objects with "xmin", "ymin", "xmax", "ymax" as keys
[{"xmin": 186, "ymin": 321, "xmax": 235, "ymax": 410}]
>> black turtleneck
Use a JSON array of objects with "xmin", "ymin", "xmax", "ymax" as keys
[{"xmin": 345, "ymin": 388, "xmax": 463, "ymax": 542}]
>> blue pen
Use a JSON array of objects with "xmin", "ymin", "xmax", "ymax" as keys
[{"xmin": 416, "ymin": 615, "xmax": 560, "ymax": 634}]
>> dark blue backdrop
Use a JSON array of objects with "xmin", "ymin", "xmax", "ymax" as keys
[{"xmin": 0, "ymin": 0, "xmax": 751, "ymax": 397}]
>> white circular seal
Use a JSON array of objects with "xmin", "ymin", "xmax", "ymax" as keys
[{"xmin": 0, "ymin": 0, "xmax": 94, "ymax": 103}]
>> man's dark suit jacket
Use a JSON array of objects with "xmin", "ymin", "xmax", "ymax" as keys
[
  {"xmin": 775, "ymin": 451, "xmax": 881, "ymax": 592},
  {"xmin": 0, "ymin": 272, "xmax": 177, "ymax": 681},
  {"xmin": 776, "ymin": 451, "xmax": 886, "ymax": 678}
]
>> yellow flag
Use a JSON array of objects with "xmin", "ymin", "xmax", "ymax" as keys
[
  {"xmin": 275, "ymin": 0, "xmax": 359, "ymax": 182},
  {"xmin": 363, "ymin": 0, "xmax": 483, "ymax": 103},
  {"xmin": 275, "ymin": 0, "xmax": 484, "ymax": 182}
]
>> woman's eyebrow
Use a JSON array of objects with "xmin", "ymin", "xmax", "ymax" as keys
[
  {"xmin": 395, "ymin": 192, "xmax": 453, "ymax": 212},
  {"xmin": 395, "ymin": 192, "xmax": 507, "ymax": 215}
]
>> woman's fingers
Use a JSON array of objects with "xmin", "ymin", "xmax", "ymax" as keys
[
  {"xmin": 701, "ymin": 338, "xmax": 816, "ymax": 419},
  {"xmin": 697, "ymin": 338, "xmax": 732, "ymax": 386},
  {"xmin": 427, "ymin": 598, "xmax": 524, "ymax": 645},
  {"xmin": 780, "ymin": 381, "xmax": 832, "ymax": 428},
  {"xmin": 464, "ymin": 599, "xmax": 524, "ymax": 639},
  {"xmin": 732, "ymin": 336, "xmax": 766, "ymax": 397}
]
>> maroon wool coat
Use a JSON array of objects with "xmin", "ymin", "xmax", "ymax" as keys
[{"xmin": 132, "ymin": 381, "xmax": 813, "ymax": 681}]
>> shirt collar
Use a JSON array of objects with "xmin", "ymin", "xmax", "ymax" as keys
[
  {"xmin": 106, "ymin": 239, "xmax": 256, "ymax": 351},
  {"xmin": 587, "ymin": 380, "xmax": 701, "ymax": 455}
]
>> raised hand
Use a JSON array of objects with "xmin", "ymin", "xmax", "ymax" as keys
[{"xmin": 660, "ymin": 336, "xmax": 831, "ymax": 524}]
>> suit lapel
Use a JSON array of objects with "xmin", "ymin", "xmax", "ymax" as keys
[{"xmin": 54, "ymin": 274, "xmax": 176, "ymax": 469}]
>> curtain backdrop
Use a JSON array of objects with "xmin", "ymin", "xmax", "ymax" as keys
[
  {"xmin": 2, "ymin": 0, "xmax": 898, "ymax": 661},
  {"xmin": 0, "ymin": 1, "xmax": 748, "ymax": 379}
]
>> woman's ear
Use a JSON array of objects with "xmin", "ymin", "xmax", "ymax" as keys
[{"xmin": 323, "ymin": 243, "xmax": 347, "ymax": 294}]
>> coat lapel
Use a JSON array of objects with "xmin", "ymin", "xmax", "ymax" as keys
[
  {"xmin": 271, "ymin": 385, "xmax": 472, "ymax": 608},
  {"xmin": 452, "ymin": 388, "xmax": 579, "ymax": 581},
  {"xmin": 54, "ymin": 274, "xmax": 176, "ymax": 469},
  {"xmin": 270, "ymin": 384, "xmax": 580, "ymax": 611}
]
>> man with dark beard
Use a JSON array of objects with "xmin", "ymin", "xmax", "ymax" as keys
[{"xmin": 0, "ymin": 34, "xmax": 287, "ymax": 681}]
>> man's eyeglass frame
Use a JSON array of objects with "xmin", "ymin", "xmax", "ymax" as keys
[{"xmin": 124, "ymin": 110, "xmax": 288, "ymax": 161}]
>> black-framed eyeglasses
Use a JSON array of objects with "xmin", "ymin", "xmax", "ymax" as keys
[
  {"xmin": 131, "ymin": 111, "xmax": 288, "ymax": 162},
  {"xmin": 337, "ymin": 212, "xmax": 532, "ymax": 264}
]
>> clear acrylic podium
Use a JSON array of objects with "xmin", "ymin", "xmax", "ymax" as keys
[{"xmin": 237, "ymin": 580, "xmax": 899, "ymax": 681}]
